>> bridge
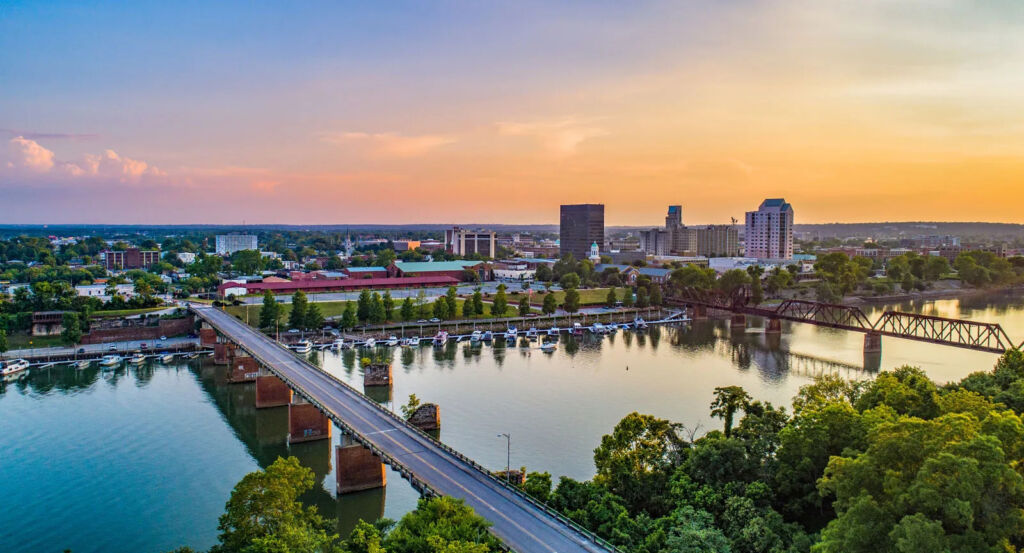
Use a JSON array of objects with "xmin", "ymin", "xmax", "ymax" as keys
[
  {"xmin": 668, "ymin": 288, "xmax": 1019, "ymax": 354},
  {"xmin": 189, "ymin": 304, "xmax": 616, "ymax": 553}
]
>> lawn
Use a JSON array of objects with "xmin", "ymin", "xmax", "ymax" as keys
[
  {"xmin": 521, "ymin": 287, "xmax": 615, "ymax": 306},
  {"xmin": 5, "ymin": 332, "xmax": 66, "ymax": 351},
  {"xmin": 224, "ymin": 297, "xmax": 528, "ymax": 328}
]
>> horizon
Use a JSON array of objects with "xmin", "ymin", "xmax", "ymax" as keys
[{"xmin": 4, "ymin": 2, "xmax": 1024, "ymax": 224}]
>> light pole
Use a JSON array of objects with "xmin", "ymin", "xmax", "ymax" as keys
[{"xmin": 497, "ymin": 433, "xmax": 511, "ymax": 483}]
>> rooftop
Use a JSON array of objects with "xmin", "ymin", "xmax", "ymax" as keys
[{"xmin": 394, "ymin": 261, "xmax": 484, "ymax": 272}]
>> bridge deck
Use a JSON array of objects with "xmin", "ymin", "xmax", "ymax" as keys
[{"xmin": 192, "ymin": 305, "xmax": 614, "ymax": 553}]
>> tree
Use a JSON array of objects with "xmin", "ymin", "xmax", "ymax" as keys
[
  {"xmin": 382, "ymin": 291, "xmax": 394, "ymax": 321},
  {"xmin": 491, "ymin": 284, "xmax": 508, "ymax": 316},
  {"xmin": 433, "ymin": 297, "xmax": 450, "ymax": 320},
  {"xmin": 716, "ymin": 269, "xmax": 751, "ymax": 296},
  {"xmin": 535, "ymin": 264, "xmax": 553, "ymax": 282},
  {"xmin": 401, "ymin": 394, "xmax": 421, "ymax": 420},
  {"xmin": 0, "ymin": 330, "xmax": 7, "ymax": 354},
  {"xmin": 304, "ymin": 303, "xmax": 324, "ymax": 331},
  {"xmin": 400, "ymin": 297, "xmax": 415, "ymax": 321},
  {"xmin": 593, "ymin": 412, "xmax": 685, "ymax": 517},
  {"xmin": 341, "ymin": 302, "xmax": 357, "ymax": 329},
  {"xmin": 369, "ymin": 292, "xmax": 386, "ymax": 324},
  {"xmin": 747, "ymin": 265, "xmax": 765, "ymax": 305},
  {"xmin": 288, "ymin": 291, "xmax": 308, "ymax": 329},
  {"xmin": 923, "ymin": 255, "xmax": 950, "ymax": 281},
  {"xmin": 230, "ymin": 249, "xmax": 264, "ymax": 275},
  {"xmin": 518, "ymin": 296, "xmax": 531, "ymax": 317},
  {"xmin": 259, "ymin": 290, "xmax": 280, "ymax": 330},
  {"xmin": 648, "ymin": 284, "xmax": 662, "ymax": 306},
  {"xmin": 383, "ymin": 496, "xmax": 501, "ymax": 552},
  {"xmin": 606, "ymin": 287, "xmax": 617, "ymax": 307},
  {"xmin": 472, "ymin": 290, "xmax": 484, "ymax": 316},
  {"xmin": 563, "ymin": 287, "xmax": 580, "ymax": 313},
  {"xmin": 357, "ymin": 290, "xmax": 372, "ymax": 323},
  {"xmin": 542, "ymin": 293, "xmax": 557, "ymax": 315},
  {"xmin": 61, "ymin": 312, "xmax": 82, "ymax": 345},
  {"xmin": 670, "ymin": 265, "xmax": 717, "ymax": 292},
  {"xmin": 635, "ymin": 286, "xmax": 649, "ymax": 308},
  {"xmin": 560, "ymin": 272, "xmax": 581, "ymax": 290},
  {"xmin": 214, "ymin": 456, "xmax": 333, "ymax": 553},
  {"xmin": 710, "ymin": 386, "xmax": 752, "ymax": 437},
  {"xmin": 445, "ymin": 286, "xmax": 457, "ymax": 317}
]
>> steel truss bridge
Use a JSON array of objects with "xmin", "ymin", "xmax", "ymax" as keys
[{"xmin": 668, "ymin": 288, "xmax": 1018, "ymax": 354}]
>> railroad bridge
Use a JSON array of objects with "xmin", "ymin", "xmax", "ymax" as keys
[
  {"xmin": 190, "ymin": 303, "xmax": 616, "ymax": 553},
  {"xmin": 668, "ymin": 287, "xmax": 1020, "ymax": 355}
]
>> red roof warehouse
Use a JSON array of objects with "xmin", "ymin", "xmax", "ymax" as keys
[{"xmin": 218, "ymin": 275, "xmax": 458, "ymax": 297}]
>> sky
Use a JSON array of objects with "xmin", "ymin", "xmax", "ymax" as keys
[{"xmin": 2, "ymin": 0, "xmax": 1024, "ymax": 226}]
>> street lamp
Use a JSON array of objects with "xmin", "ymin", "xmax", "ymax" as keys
[{"xmin": 497, "ymin": 433, "xmax": 511, "ymax": 483}]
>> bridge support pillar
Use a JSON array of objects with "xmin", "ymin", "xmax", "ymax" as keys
[
  {"xmin": 255, "ymin": 371, "xmax": 292, "ymax": 408},
  {"xmin": 200, "ymin": 327, "xmax": 218, "ymax": 347},
  {"xmin": 214, "ymin": 342, "xmax": 236, "ymax": 365},
  {"xmin": 229, "ymin": 354, "xmax": 258, "ymax": 384},
  {"xmin": 730, "ymin": 314, "xmax": 746, "ymax": 330},
  {"xmin": 765, "ymin": 318, "xmax": 782, "ymax": 334},
  {"xmin": 408, "ymin": 403, "xmax": 441, "ymax": 432},
  {"xmin": 691, "ymin": 305, "xmax": 707, "ymax": 320},
  {"xmin": 363, "ymin": 363, "xmax": 392, "ymax": 387},
  {"xmin": 864, "ymin": 331, "xmax": 882, "ymax": 354},
  {"xmin": 288, "ymin": 398, "xmax": 331, "ymax": 444},
  {"xmin": 335, "ymin": 444, "xmax": 386, "ymax": 494}
]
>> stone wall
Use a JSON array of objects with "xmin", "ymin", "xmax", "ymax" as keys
[{"xmin": 81, "ymin": 315, "xmax": 195, "ymax": 344}]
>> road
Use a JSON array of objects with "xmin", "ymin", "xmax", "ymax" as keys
[{"xmin": 192, "ymin": 304, "xmax": 614, "ymax": 553}]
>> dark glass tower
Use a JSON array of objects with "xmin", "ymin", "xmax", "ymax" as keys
[{"xmin": 559, "ymin": 204, "xmax": 605, "ymax": 260}]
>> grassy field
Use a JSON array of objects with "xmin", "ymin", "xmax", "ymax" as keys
[
  {"xmin": 224, "ymin": 297, "xmax": 527, "ymax": 327},
  {"xmin": 90, "ymin": 307, "xmax": 167, "ymax": 318},
  {"xmin": 521, "ymin": 287, "xmax": 615, "ymax": 306},
  {"xmin": 5, "ymin": 332, "xmax": 66, "ymax": 350}
]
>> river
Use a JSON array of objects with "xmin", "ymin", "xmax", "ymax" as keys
[{"xmin": 2, "ymin": 291, "xmax": 1022, "ymax": 553}]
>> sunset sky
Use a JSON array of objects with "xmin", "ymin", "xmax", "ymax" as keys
[{"xmin": 3, "ymin": 1, "xmax": 1024, "ymax": 225}]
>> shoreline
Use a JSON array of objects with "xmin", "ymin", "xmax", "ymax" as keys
[{"xmin": 846, "ymin": 284, "xmax": 1023, "ymax": 305}]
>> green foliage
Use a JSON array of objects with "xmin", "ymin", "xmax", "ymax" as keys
[
  {"xmin": 518, "ymin": 296, "xmax": 530, "ymax": 317},
  {"xmin": 400, "ymin": 297, "xmax": 415, "ymax": 321},
  {"xmin": 747, "ymin": 266, "xmax": 764, "ymax": 305},
  {"xmin": 341, "ymin": 302, "xmax": 357, "ymax": 330},
  {"xmin": 288, "ymin": 292, "xmax": 308, "ymax": 330},
  {"xmin": 381, "ymin": 496, "xmax": 500, "ymax": 552},
  {"xmin": 304, "ymin": 303, "xmax": 324, "ymax": 330},
  {"xmin": 669, "ymin": 265, "xmax": 717, "ymax": 292},
  {"xmin": 605, "ymin": 287, "xmax": 617, "ymax": 307},
  {"xmin": 715, "ymin": 269, "xmax": 750, "ymax": 296},
  {"xmin": 563, "ymin": 287, "xmax": 581, "ymax": 313},
  {"xmin": 559, "ymin": 272, "xmax": 581, "ymax": 290},
  {"xmin": 490, "ymin": 284, "xmax": 507, "ymax": 316},
  {"xmin": 542, "ymin": 293, "xmax": 557, "ymax": 314},
  {"xmin": 382, "ymin": 291, "xmax": 394, "ymax": 321},
  {"xmin": 471, "ymin": 290, "xmax": 484, "ymax": 317},
  {"xmin": 369, "ymin": 292, "xmax": 386, "ymax": 324},
  {"xmin": 710, "ymin": 386, "xmax": 752, "ymax": 437},
  {"xmin": 593, "ymin": 412, "xmax": 684, "ymax": 516},
  {"xmin": 400, "ymin": 394, "xmax": 421, "ymax": 420},
  {"xmin": 445, "ymin": 286, "xmax": 457, "ymax": 318},
  {"xmin": 259, "ymin": 291, "xmax": 281, "ymax": 330},
  {"xmin": 814, "ymin": 252, "xmax": 871, "ymax": 296},
  {"xmin": 357, "ymin": 290, "xmax": 372, "ymax": 323},
  {"xmin": 535, "ymin": 264, "xmax": 553, "ymax": 282},
  {"xmin": 433, "ymin": 297, "xmax": 451, "ymax": 320},
  {"xmin": 0, "ymin": 329, "xmax": 7, "ymax": 353},
  {"xmin": 61, "ymin": 311, "xmax": 82, "ymax": 345}
]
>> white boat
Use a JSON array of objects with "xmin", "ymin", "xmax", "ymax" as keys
[
  {"xmin": 159, "ymin": 353, "xmax": 175, "ymax": 363},
  {"xmin": 331, "ymin": 339, "xmax": 347, "ymax": 350},
  {"xmin": 99, "ymin": 355, "xmax": 122, "ymax": 367},
  {"xmin": 572, "ymin": 322, "xmax": 584, "ymax": 335},
  {"xmin": 547, "ymin": 327, "xmax": 560, "ymax": 336},
  {"xmin": 482, "ymin": 331, "xmax": 493, "ymax": 341},
  {"xmin": 76, "ymin": 359, "xmax": 92, "ymax": 369},
  {"xmin": 470, "ymin": 330, "xmax": 483, "ymax": 342},
  {"xmin": 291, "ymin": 340, "xmax": 313, "ymax": 354},
  {"xmin": 0, "ymin": 359, "xmax": 30, "ymax": 377},
  {"xmin": 540, "ymin": 342, "xmax": 558, "ymax": 353},
  {"xmin": 433, "ymin": 330, "xmax": 449, "ymax": 347},
  {"xmin": 591, "ymin": 323, "xmax": 607, "ymax": 334},
  {"xmin": 408, "ymin": 336, "xmax": 421, "ymax": 347},
  {"xmin": 506, "ymin": 327, "xmax": 518, "ymax": 340},
  {"xmin": 363, "ymin": 338, "xmax": 376, "ymax": 348},
  {"xmin": 527, "ymin": 327, "xmax": 539, "ymax": 337},
  {"xmin": 385, "ymin": 336, "xmax": 399, "ymax": 347},
  {"xmin": 634, "ymin": 317, "xmax": 648, "ymax": 330},
  {"xmin": 129, "ymin": 353, "xmax": 147, "ymax": 364}
]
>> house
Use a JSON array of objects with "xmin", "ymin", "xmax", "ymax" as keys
[{"xmin": 594, "ymin": 264, "xmax": 672, "ymax": 285}]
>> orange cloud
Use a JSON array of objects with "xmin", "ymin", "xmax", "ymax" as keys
[{"xmin": 320, "ymin": 131, "xmax": 456, "ymax": 158}]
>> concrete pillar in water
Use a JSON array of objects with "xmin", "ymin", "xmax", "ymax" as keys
[
  {"xmin": 730, "ymin": 314, "xmax": 746, "ymax": 330},
  {"xmin": 765, "ymin": 318, "xmax": 782, "ymax": 334},
  {"xmin": 864, "ymin": 331, "xmax": 882, "ymax": 354},
  {"xmin": 229, "ymin": 354, "xmax": 258, "ymax": 384},
  {"xmin": 200, "ymin": 327, "xmax": 218, "ymax": 347},
  {"xmin": 288, "ymin": 397, "xmax": 331, "ymax": 444},
  {"xmin": 691, "ymin": 305, "xmax": 707, "ymax": 320},
  {"xmin": 408, "ymin": 403, "xmax": 441, "ymax": 432},
  {"xmin": 363, "ymin": 363, "xmax": 392, "ymax": 387},
  {"xmin": 335, "ymin": 444, "xmax": 386, "ymax": 494},
  {"xmin": 255, "ymin": 370, "xmax": 292, "ymax": 408}
]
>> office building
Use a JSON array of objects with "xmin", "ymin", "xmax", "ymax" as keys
[
  {"xmin": 445, "ymin": 227, "xmax": 496, "ymax": 258},
  {"xmin": 745, "ymin": 198, "xmax": 794, "ymax": 259},
  {"xmin": 560, "ymin": 204, "xmax": 604, "ymax": 260},
  {"xmin": 101, "ymin": 248, "xmax": 160, "ymax": 270},
  {"xmin": 215, "ymin": 234, "xmax": 258, "ymax": 255},
  {"xmin": 640, "ymin": 228, "xmax": 671, "ymax": 256},
  {"xmin": 694, "ymin": 225, "xmax": 740, "ymax": 257}
]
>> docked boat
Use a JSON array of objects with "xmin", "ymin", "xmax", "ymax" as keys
[
  {"xmin": 407, "ymin": 336, "xmax": 421, "ymax": 347},
  {"xmin": 129, "ymin": 353, "xmax": 147, "ymax": 364},
  {"xmin": 433, "ymin": 330, "xmax": 449, "ymax": 347},
  {"xmin": 540, "ymin": 341, "xmax": 558, "ymax": 353},
  {"xmin": 634, "ymin": 317, "xmax": 648, "ymax": 330},
  {"xmin": 591, "ymin": 322, "xmax": 608, "ymax": 334},
  {"xmin": 0, "ymin": 359, "xmax": 30, "ymax": 377},
  {"xmin": 363, "ymin": 338, "xmax": 376, "ymax": 348},
  {"xmin": 385, "ymin": 336, "xmax": 399, "ymax": 347},
  {"xmin": 505, "ymin": 326, "xmax": 518, "ymax": 341},
  {"xmin": 572, "ymin": 322, "xmax": 585, "ymax": 335},
  {"xmin": 291, "ymin": 340, "xmax": 313, "ymax": 354},
  {"xmin": 331, "ymin": 339, "xmax": 346, "ymax": 350},
  {"xmin": 470, "ymin": 330, "xmax": 483, "ymax": 342},
  {"xmin": 76, "ymin": 359, "xmax": 93, "ymax": 369},
  {"xmin": 547, "ymin": 327, "xmax": 560, "ymax": 336},
  {"xmin": 527, "ymin": 327, "xmax": 539, "ymax": 337},
  {"xmin": 482, "ymin": 331, "xmax": 493, "ymax": 341},
  {"xmin": 99, "ymin": 355, "xmax": 122, "ymax": 367},
  {"xmin": 159, "ymin": 353, "xmax": 175, "ymax": 364}
]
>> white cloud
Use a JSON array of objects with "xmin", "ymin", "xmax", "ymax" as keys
[
  {"xmin": 496, "ymin": 119, "xmax": 608, "ymax": 156},
  {"xmin": 321, "ymin": 131, "xmax": 456, "ymax": 158},
  {"xmin": 1, "ymin": 137, "xmax": 164, "ymax": 183}
]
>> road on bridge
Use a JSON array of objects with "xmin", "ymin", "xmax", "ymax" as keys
[{"xmin": 192, "ymin": 304, "xmax": 613, "ymax": 553}]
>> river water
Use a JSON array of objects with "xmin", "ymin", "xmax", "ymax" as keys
[{"xmin": 3, "ymin": 292, "xmax": 1023, "ymax": 553}]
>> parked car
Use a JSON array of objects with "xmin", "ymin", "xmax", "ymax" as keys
[
  {"xmin": 429, "ymin": 317, "xmax": 441, "ymax": 323},
  {"xmin": 416, "ymin": 319, "xmax": 428, "ymax": 323},
  {"xmin": 77, "ymin": 347, "xmax": 86, "ymax": 354},
  {"xmin": 159, "ymin": 336, "xmax": 167, "ymax": 341},
  {"xmin": 140, "ymin": 343, "xmax": 149, "ymax": 350},
  {"xmin": 108, "ymin": 345, "xmax": 117, "ymax": 351}
]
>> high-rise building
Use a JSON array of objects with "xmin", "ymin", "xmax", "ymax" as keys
[
  {"xmin": 665, "ymin": 205, "xmax": 682, "ymax": 228},
  {"xmin": 745, "ymin": 198, "xmax": 794, "ymax": 259},
  {"xmin": 560, "ymin": 204, "xmax": 604, "ymax": 260},
  {"xmin": 215, "ymin": 234, "xmax": 258, "ymax": 255},
  {"xmin": 445, "ymin": 227, "xmax": 496, "ymax": 258},
  {"xmin": 694, "ymin": 225, "xmax": 739, "ymax": 257},
  {"xmin": 101, "ymin": 248, "xmax": 161, "ymax": 270},
  {"xmin": 640, "ymin": 228, "xmax": 670, "ymax": 256}
]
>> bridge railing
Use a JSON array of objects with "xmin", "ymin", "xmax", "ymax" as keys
[{"xmin": 195, "ymin": 306, "xmax": 622, "ymax": 553}]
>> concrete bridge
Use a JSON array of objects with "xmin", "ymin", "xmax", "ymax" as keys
[{"xmin": 190, "ymin": 303, "xmax": 617, "ymax": 553}]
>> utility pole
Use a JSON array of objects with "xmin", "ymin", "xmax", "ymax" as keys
[{"xmin": 497, "ymin": 433, "xmax": 511, "ymax": 483}]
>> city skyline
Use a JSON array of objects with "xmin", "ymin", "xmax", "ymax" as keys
[{"xmin": 4, "ymin": 2, "xmax": 1024, "ymax": 225}]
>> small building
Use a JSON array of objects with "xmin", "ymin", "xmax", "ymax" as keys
[
  {"xmin": 389, "ymin": 260, "xmax": 491, "ymax": 281},
  {"xmin": 393, "ymin": 240, "xmax": 421, "ymax": 252},
  {"xmin": 344, "ymin": 266, "xmax": 389, "ymax": 279},
  {"xmin": 177, "ymin": 252, "xmax": 196, "ymax": 264},
  {"xmin": 594, "ymin": 264, "xmax": 672, "ymax": 285},
  {"xmin": 32, "ymin": 311, "xmax": 66, "ymax": 336},
  {"xmin": 493, "ymin": 261, "xmax": 536, "ymax": 281},
  {"xmin": 101, "ymin": 248, "xmax": 161, "ymax": 270}
]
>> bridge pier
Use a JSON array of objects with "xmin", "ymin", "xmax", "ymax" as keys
[
  {"xmin": 765, "ymin": 318, "xmax": 782, "ymax": 334},
  {"xmin": 229, "ymin": 353, "xmax": 258, "ymax": 384},
  {"xmin": 730, "ymin": 314, "xmax": 746, "ymax": 330},
  {"xmin": 214, "ymin": 342, "xmax": 236, "ymax": 365},
  {"xmin": 335, "ymin": 443, "xmax": 386, "ymax": 494},
  {"xmin": 288, "ymin": 396, "xmax": 331, "ymax": 444},
  {"xmin": 255, "ymin": 369, "xmax": 292, "ymax": 408},
  {"xmin": 200, "ymin": 326, "xmax": 218, "ymax": 347},
  {"xmin": 864, "ymin": 331, "xmax": 882, "ymax": 354},
  {"xmin": 690, "ymin": 305, "xmax": 707, "ymax": 320},
  {"xmin": 363, "ymin": 363, "xmax": 392, "ymax": 387},
  {"xmin": 408, "ymin": 403, "xmax": 441, "ymax": 432}
]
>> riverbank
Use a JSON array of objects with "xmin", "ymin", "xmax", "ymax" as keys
[{"xmin": 846, "ymin": 283, "xmax": 1024, "ymax": 305}]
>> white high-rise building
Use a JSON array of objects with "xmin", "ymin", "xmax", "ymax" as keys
[
  {"xmin": 745, "ymin": 199, "xmax": 794, "ymax": 259},
  {"xmin": 215, "ymin": 234, "xmax": 258, "ymax": 255}
]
